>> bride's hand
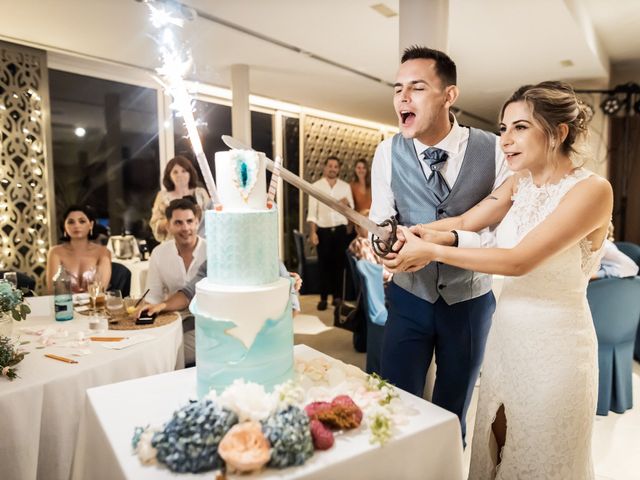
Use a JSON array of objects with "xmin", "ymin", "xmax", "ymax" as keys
[
  {"xmin": 382, "ymin": 226, "xmax": 435, "ymax": 272},
  {"xmin": 410, "ymin": 224, "xmax": 455, "ymax": 246}
]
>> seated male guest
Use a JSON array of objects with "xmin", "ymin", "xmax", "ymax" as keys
[
  {"xmin": 144, "ymin": 198, "xmax": 206, "ymax": 364},
  {"xmin": 593, "ymin": 239, "xmax": 639, "ymax": 279}
]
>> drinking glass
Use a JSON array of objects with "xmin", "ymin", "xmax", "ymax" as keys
[
  {"xmin": 105, "ymin": 290, "xmax": 126, "ymax": 319},
  {"xmin": 88, "ymin": 282, "xmax": 105, "ymax": 313},
  {"xmin": 3, "ymin": 272, "xmax": 18, "ymax": 287}
]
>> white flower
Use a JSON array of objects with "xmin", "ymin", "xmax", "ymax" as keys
[
  {"xmin": 272, "ymin": 380, "xmax": 305, "ymax": 408},
  {"xmin": 212, "ymin": 380, "xmax": 276, "ymax": 422}
]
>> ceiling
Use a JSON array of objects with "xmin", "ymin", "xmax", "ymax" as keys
[{"xmin": 1, "ymin": 0, "xmax": 639, "ymax": 129}]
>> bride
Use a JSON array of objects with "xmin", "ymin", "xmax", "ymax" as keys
[{"xmin": 383, "ymin": 81, "xmax": 612, "ymax": 479}]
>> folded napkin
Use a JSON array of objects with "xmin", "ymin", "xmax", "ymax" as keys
[{"xmin": 101, "ymin": 334, "xmax": 155, "ymax": 350}]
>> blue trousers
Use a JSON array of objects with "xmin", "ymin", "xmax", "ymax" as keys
[{"xmin": 380, "ymin": 282, "xmax": 495, "ymax": 441}]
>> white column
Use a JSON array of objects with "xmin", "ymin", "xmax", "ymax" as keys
[
  {"xmin": 399, "ymin": 0, "xmax": 449, "ymax": 56},
  {"xmin": 231, "ymin": 64, "xmax": 251, "ymax": 146}
]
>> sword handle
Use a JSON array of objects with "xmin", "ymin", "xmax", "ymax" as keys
[{"xmin": 372, "ymin": 217, "xmax": 401, "ymax": 258}]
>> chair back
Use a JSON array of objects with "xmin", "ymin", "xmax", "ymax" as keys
[
  {"xmin": 354, "ymin": 259, "xmax": 387, "ymax": 374},
  {"xmin": 355, "ymin": 260, "xmax": 387, "ymax": 327},
  {"xmin": 293, "ymin": 229, "xmax": 306, "ymax": 276},
  {"xmin": 109, "ymin": 262, "xmax": 132, "ymax": 298},
  {"xmin": 614, "ymin": 241, "xmax": 640, "ymax": 266},
  {"xmin": 588, "ymin": 277, "xmax": 640, "ymax": 344},
  {"xmin": 587, "ymin": 276, "xmax": 640, "ymax": 415}
]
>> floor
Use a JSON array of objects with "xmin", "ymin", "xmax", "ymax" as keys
[{"xmin": 296, "ymin": 294, "xmax": 640, "ymax": 480}]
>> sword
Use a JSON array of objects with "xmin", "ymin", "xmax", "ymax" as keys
[{"xmin": 221, "ymin": 135, "xmax": 399, "ymax": 256}]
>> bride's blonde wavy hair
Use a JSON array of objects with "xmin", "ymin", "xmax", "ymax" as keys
[{"xmin": 500, "ymin": 81, "xmax": 593, "ymax": 167}]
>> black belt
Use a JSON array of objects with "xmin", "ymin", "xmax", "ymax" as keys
[{"xmin": 317, "ymin": 225, "xmax": 347, "ymax": 233}]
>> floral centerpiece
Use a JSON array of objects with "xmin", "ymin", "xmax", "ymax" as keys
[
  {"xmin": 0, "ymin": 279, "xmax": 31, "ymax": 322},
  {"xmin": 0, "ymin": 279, "xmax": 30, "ymax": 380},
  {"xmin": 131, "ymin": 356, "xmax": 413, "ymax": 475},
  {"xmin": 0, "ymin": 336, "xmax": 28, "ymax": 380}
]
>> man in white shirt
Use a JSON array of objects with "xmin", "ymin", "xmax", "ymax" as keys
[
  {"xmin": 145, "ymin": 198, "xmax": 206, "ymax": 365},
  {"xmin": 146, "ymin": 198, "xmax": 207, "ymax": 304},
  {"xmin": 307, "ymin": 156, "xmax": 355, "ymax": 311},
  {"xmin": 369, "ymin": 45, "xmax": 509, "ymax": 442}
]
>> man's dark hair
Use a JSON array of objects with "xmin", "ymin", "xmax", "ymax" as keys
[
  {"xmin": 325, "ymin": 156, "xmax": 341, "ymax": 166},
  {"xmin": 165, "ymin": 197, "xmax": 201, "ymax": 222},
  {"xmin": 401, "ymin": 45, "xmax": 457, "ymax": 87}
]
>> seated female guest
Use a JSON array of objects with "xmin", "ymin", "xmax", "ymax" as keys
[
  {"xmin": 46, "ymin": 205, "xmax": 111, "ymax": 293},
  {"xmin": 150, "ymin": 155, "xmax": 210, "ymax": 242}
]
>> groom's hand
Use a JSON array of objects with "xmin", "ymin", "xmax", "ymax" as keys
[
  {"xmin": 410, "ymin": 225, "xmax": 456, "ymax": 246},
  {"xmin": 382, "ymin": 226, "xmax": 433, "ymax": 273}
]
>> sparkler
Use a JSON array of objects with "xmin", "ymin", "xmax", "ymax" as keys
[{"xmin": 146, "ymin": 0, "xmax": 221, "ymax": 206}]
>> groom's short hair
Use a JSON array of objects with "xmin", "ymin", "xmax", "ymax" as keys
[{"xmin": 401, "ymin": 45, "xmax": 457, "ymax": 87}]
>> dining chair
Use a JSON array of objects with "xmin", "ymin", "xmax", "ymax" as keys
[
  {"xmin": 587, "ymin": 276, "xmax": 640, "ymax": 415},
  {"xmin": 613, "ymin": 241, "xmax": 640, "ymax": 361},
  {"xmin": 292, "ymin": 229, "xmax": 320, "ymax": 295},
  {"xmin": 355, "ymin": 259, "xmax": 388, "ymax": 375},
  {"xmin": 109, "ymin": 262, "xmax": 132, "ymax": 298}
]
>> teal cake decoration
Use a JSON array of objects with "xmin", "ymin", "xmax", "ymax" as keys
[
  {"xmin": 232, "ymin": 151, "xmax": 259, "ymax": 202},
  {"xmin": 192, "ymin": 296, "xmax": 294, "ymax": 397}
]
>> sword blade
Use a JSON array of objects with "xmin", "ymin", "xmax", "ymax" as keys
[{"xmin": 221, "ymin": 135, "xmax": 391, "ymax": 242}]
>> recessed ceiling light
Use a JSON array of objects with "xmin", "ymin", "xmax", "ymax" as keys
[
  {"xmin": 560, "ymin": 59, "xmax": 574, "ymax": 67},
  {"xmin": 74, "ymin": 127, "xmax": 86, "ymax": 137},
  {"xmin": 370, "ymin": 3, "xmax": 398, "ymax": 18}
]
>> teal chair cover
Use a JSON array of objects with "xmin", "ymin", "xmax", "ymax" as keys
[
  {"xmin": 614, "ymin": 241, "xmax": 640, "ymax": 265},
  {"xmin": 355, "ymin": 260, "xmax": 387, "ymax": 375},
  {"xmin": 587, "ymin": 276, "xmax": 640, "ymax": 415},
  {"xmin": 614, "ymin": 242, "xmax": 640, "ymax": 361}
]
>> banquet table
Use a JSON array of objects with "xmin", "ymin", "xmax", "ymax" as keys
[
  {"xmin": 112, "ymin": 258, "xmax": 149, "ymax": 298},
  {"xmin": 0, "ymin": 296, "xmax": 184, "ymax": 480},
  {"xmin": 72, "ymin": 344, "xmax": 464, "ymax": 480}
]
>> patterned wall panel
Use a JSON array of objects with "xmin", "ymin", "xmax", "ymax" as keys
[
  {"xmin": 301, "ymin": 115, "xmax": 383, "ymax": 254},
  {"xmin": 0, "ymin": 42, "xmax": 51, "ymax": 290}
]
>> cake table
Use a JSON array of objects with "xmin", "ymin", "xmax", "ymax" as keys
[{"xmin": 71, "ymin": 345, "xmax": 464, "ymax": 480}]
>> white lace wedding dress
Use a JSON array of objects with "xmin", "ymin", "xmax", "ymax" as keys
[{"xmin": 469, "ymin": 169, "xmax": 603, "ymax": 479}]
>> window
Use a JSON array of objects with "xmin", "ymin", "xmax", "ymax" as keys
[{"xmin": 49, "ymin": 69, "xmax": 160, "ymax": 239}]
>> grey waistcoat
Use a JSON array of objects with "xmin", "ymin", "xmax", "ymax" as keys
[{"xmin": 391, "ymin": 128, "xmax": 496, "ymax": 305}]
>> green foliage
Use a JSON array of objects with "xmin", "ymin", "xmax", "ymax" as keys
[{"xmin": 0, "ymin": 280, "xmax": 31, "ymax": 322}]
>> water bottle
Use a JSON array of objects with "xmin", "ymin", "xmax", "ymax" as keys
[{"xmin": 53, "ymin": 266, "xmax": 74, "ymax": 321}]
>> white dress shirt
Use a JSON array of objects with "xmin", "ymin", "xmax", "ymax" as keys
[
  {"xmin": 146, "ymin": 236, "xmax": 207, "ymax": 304},
  {"xmin": 306, "ymin": 177, "xmax": 354, "ymax": 227},
  {"xmin": 595, "ymin": 240, "xmax": 639, "ymax": 279},
  {"xmin": 369, "ymin": 118, "xmax": 510, "ymax": 247}
]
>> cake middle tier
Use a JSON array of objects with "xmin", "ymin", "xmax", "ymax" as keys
[{"xmin": 205, "ymin": 208, "xmax": 279, "ymax": 286}]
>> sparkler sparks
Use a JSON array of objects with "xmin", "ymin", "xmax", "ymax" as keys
[{"xmin": 145, "ymin": 0, "xmax": 221, "ymax": 206}]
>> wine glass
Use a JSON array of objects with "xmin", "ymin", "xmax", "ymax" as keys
[{"xmin": 88, "ymin": 282, "xmax": 104, "ymax": 313}]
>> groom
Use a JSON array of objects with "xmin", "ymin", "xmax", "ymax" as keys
[{"xmin": 370, "ymin": 46, "xmax": 508, "ymax": 440}]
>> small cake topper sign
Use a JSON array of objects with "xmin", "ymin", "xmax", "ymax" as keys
[{"xmin": 231, "ymin": 151, "xmax": 259, "ymax": 203}]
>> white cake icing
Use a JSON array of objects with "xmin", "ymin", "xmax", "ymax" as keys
[{"xmin": 195, "ymin": 278, "xmax": 290, "ymax": 349}]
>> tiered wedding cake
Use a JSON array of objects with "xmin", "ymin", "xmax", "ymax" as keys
[{"xmin": 191, "ymin": 150, "xmax": 293, "ymax": 397}]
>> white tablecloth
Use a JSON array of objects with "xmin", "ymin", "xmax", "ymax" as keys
[
  {"xmin": 0, "ymin": 296, "xmax": 184, "ymax": 480},
  {"xmin": 72, "ymin": 345, "xmax": 464, "ymax": 480},
  {"xmin": 113, "ymin": 258, "xmax": 149, "ymax": 298}
]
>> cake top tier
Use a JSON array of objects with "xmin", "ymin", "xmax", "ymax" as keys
[{"xmin": 215, "ymin": 149, "xmax": 267, "ymax": 211}]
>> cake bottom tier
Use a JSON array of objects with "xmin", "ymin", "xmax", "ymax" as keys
[{"xmin": 191, "ymin": 278, "xmax": 294, "ymax": 397}]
